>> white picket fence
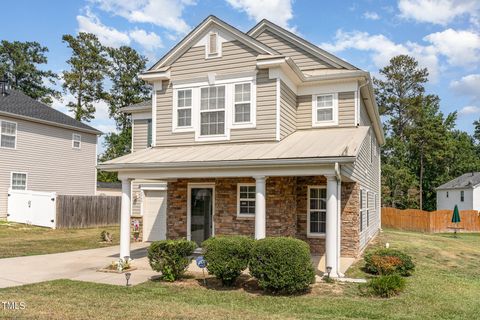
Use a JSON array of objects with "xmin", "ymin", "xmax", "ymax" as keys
[{"xmin": 7, "ymin": 189, "xmax": 57, "ymax": 228}]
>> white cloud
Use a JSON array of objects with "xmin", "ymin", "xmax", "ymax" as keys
[
  {"xmin": 458, "ymin": 105, "xmax": 480, "ymax": 115},
  {"xmin": 77, "ymin": 10, "xmax": 130, "ymax": 47},
  {"xmin": 398, "ymin": 0, "xmax": 479, "ymax": 25},
  {"xmin": 320, "ymin": 30, "xmax": 440, "ymax": 80},
  {"xmin": 91, "ymin": 0, "xmax": 196, "ymax": 34},
  {"xmin": 129, "ymin": 29, "xmax": 163, "ymax": 51},
  {"xmin": 363, "ymin": 11, "xmax": 380, "ymax": 20},
  {"xmin": 226, "ymin": 0, "xmax": 295, "ymax": 31},
  {"xmin": 450, "ymin": 74, "xmax": 480, "ymax": 101},
  {"xmin": 424, "ymin": 29, "xmax": 480, "ymax": 67}
]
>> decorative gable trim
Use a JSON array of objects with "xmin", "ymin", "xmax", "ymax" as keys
[
  {"xmin": 248, "ymin": 19, "xmax": 357, "ymax": 70},
  {"xmin": 148, "ymin": 15, "xmax": 278, "ymax": 71}
]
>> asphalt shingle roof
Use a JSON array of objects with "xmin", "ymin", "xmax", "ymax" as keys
[
  {"xmin": 0, "ymin": 89, "xmax": 101, "ymax": 134},
  {"xmin": 436, "ymin": 172, "xmax": 480, "ymax": 190}
]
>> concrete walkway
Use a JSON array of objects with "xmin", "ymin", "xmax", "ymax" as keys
[{"xmin": 0, "ymin": 243, "xmax": 157, "ymax": 288}]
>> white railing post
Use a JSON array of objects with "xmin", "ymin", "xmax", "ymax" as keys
[{"xmin": 254, "ymin": 176, "xmax": 267, "ymax": 239}]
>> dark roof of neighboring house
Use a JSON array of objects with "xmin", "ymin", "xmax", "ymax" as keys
[
  {"xmin": 97, "ymin": 181, "xmax": 122, "ymax": 190},
  {"xmin": 120, "ymin": 100, "xmax": 151, "ymax": 113},
  {"xmin": 436, "ymin": 172, "xmax": 480, "ymax": 190},
  {"xmin": 0, "ymin": 89, "xmax": 102, "ymax": 134}
]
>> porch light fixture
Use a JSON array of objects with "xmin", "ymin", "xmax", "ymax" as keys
[{"xmin": 125, "ymin": 272, "xmax": 131, "ymax": 287}]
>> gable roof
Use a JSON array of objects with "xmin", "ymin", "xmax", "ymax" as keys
[
  {"xmin": 148, "ymin": 15, "xmax": 278, "ymax": 71},
  {"xmin": 0, "ymin": 89, "xmax": 101, "ymax": 135},
  {"xmin": 436, "ymin": 172, "xmax": 480, "ymax": 190},
  {"xmin": 248, "ymin": 19, "xmax": 357, "ymax": 70}
]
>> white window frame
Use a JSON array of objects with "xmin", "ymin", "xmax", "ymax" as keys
[
  {"xmin": 237, "ymin": 183, "xmax": 256, "ymax": 218},
  {"xmin": 172, "ymin": 76, "xmax": 256, "ymax": 142},
  {"xmin": 206, "ymin": 32, "xmax": 220, "ymax": 59},
  {"xmin": 232, "ymin": 82, "xmax": 256, "ymax": 128},
  {"xmin": 10, "ymin": 172, "xmax": 27, "ymax": 190},
  {"xmin": 307, "ymin": 185, "xmax": 327, "ymax": 238},
  {"xmin": 199, "ymin": 84, "xmax": 227, "ymax": 139},
  {"xmin": 172, "ymin": 89, "xmax": 194, "ymax": 132},
  {"xmin": 72, "ymin": 133, "xmax": 81, "ymax": 149},
  {"xmin": 0, "ymin": 119, "xmax": 17, "ymax": 149},
  {"xmin": 312, "ymin": 93, "xmax": 338, "ymax": 127}
]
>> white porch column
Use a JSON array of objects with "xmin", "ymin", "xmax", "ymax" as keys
[
  {"xmin": 325, "ymin": 175, "xmax": 340, "ymax": 277},
  {"xmin": 254, "ymin": 176, "xmax": 267, "ymax": 239},
  {"xmin": 120, "ymin": 178, "xmax": 132, "ymax": 260}
]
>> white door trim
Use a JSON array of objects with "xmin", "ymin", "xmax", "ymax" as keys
[{"xmin": 187, "ymin": 182, "xmax": 215, "ymax": 242}]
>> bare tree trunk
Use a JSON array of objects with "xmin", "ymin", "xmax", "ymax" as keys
[{"xmin": 419, "ymin": 149, "xmax": 423, "ymax": 210}]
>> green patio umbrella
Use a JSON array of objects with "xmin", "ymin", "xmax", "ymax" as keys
[
  {"xmin": 451, "ymin": 205, "xmax": 461, "ymax": 237},
  {"xmin": 451, "ymin": 205, "xmax": 461, "ymax": 223}
]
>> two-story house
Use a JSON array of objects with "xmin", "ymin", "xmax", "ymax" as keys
[
  {"xmin": 99, "ymin": 16, "xmax": 384, "ymax": 277},
  {"xmin": 0, "ymin": 86, "xmax": 100, "ymax": 218}
]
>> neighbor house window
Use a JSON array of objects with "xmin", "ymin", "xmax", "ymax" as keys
[
  {"xmin": 1, "ymin": 120, "xmax": 17, "ymax": 149},
  {"xmin": 460, "ymin": 190, "xmax": 464, "ymax": 202},
  {"xmin": 11, "ymin": 172, "xmax": 27, "ymax": 190},
  {"xmin": 237, "ymin": 184, "xmax": 255, "ymax": 217},
  {"xmin": 72, "ymin": 133, "xmax": 81, "ymax": 149},
  {"xmin": 313, "ymin": 93, "xmax": 337, "ymax": 126},
  {"xmin": 234, "ymin": 83, "xmax": 251, "ymax": 123},
  {"xmin": 308, "ymin": 186, "xmax": 327, "ymax": 236},
  {"xmin": 446, "ymin": 191, "xmax": 449, "ymax": 198},
  {"xmin": 200, "ymin": 85, "xmax": 225, "ymax": 136},
  {"xmin": 177, "ymin": 89, "xmax": 192, "ymax": 128}
]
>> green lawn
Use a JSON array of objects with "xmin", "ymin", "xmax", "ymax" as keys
[
  {"xmin": 0, "ymin": 229, "xmax": 479, "ymax": 319},
  {"xmin": 0, "ymin": 220, "xmax": 119, "ymax": 258}
]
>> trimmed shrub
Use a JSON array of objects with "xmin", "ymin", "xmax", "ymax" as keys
[
  {"xmin": 249, "ymin": 237, "xmax": 315, "ymax": 294},
  {"xmin": 364, "ymin": 249, "xmax": 415, "ymax": 276},
  {"xmin": 360, "ymin": 274, "xmax": 406, "ymax": 298},
  {"xmin": 148, "ymin": 239, "xmax": 196, "ymax": 281},
  {"xmin": 202, "ymin": 236, "xmax": 254, "ymax": 286}
]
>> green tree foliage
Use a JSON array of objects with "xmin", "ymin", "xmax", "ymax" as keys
[
  {"xmin": 0, "ymin": 40, "xmax": 59, "ymax": 104},
  {"xmin": 97, "ymin": 46, "xmax": 149, "ymax": 182},
  {"xmin": 376, "ymin": 55, "xmax": 480, "ymax": 210},
  {"xmin": 62, "ymin": 33, "xmax": 108, "ymax": 122}
]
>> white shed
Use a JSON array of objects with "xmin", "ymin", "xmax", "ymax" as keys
[{"xmin": 436, "ymin": 172, "xmax": 480, "ymax": 211}]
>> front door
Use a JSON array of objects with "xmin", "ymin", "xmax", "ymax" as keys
[{"xmin": 190, "ymin": 187, "xmax": 213, "ymax": 246}]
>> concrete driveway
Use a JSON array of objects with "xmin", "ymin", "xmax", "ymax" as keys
[{"xmin": 0, "ymin": 243, "xmax": 158, "ymax": 288}]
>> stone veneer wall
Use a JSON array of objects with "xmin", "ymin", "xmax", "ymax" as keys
[{"xmin": 165, "ymin": 176, "xmax": 360, "ymax": 257}]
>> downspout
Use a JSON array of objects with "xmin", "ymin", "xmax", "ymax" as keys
[
  {"xmin": 356, "ymin": 80, "xmax": 369, "ymax": 126},
  {"xmin": 335, "ymin": 162, "xmax": 343, "ymax": 277}
]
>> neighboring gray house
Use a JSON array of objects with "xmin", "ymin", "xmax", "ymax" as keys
[
  {"xmin": 99, "ymin": 16, "xmax": 384, "ymax": 278},
  {"xmin": 0, "ymin": 88, "xmax": 101, "ymax": 218},
  {"xmin": 436, "ymin": 172, "xmax": 480, "ymax": 211}
]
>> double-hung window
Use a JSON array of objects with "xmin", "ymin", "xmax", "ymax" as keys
[
  {"xmin": 200, "ymin": 85, "xmax": 225, "ymax": 136},
  {"xmin": 237, "ymin": 184, "xmax": 255, "ymax": 217},
  {"xmin": 461, "ymin": 190, "xmax": 465, "ymax": 202},
  {"xmin": 1, "ymin": 120, "xmax": 17, "ymax": 149},
  {"xmin": 313, "ymin": 93, "xmax": 337, "ymax": 126},
  {"xmin": 308, "ymin": 186, "xmax": 327, "ymax": 236},
  {"xmin": 360, "ymin": 189, "xmax": 365, "ymax": 232},
  {"xmin": 234, "ymin": 83, "xmax": 251, "ymax": 123},
  {"xmin": 72, "ymin": 133, "xmax": 81, "ymax": 149},
  {"xmin": 366, "ymin": 191, "xmax": 370, "ymax": 227},
  {"xmin": 11, "ymin": 172, "xmax": 27, "ymax": 190},
  {"xmin": 177, "ymin": 89, "xmax": 192, "ymax": 128}
]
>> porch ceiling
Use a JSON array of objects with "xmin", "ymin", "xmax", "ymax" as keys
[{"xmin": 99, "ymin": 127, "xmax": 368, "ymax": 171}]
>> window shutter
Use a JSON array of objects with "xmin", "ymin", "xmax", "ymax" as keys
[{"xmin": 147, "ymin": 119, "xmax": 152, "ymax": 147}]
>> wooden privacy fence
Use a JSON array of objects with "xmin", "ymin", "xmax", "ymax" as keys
[
  {"xmin": 382, "ymin": 207, "xmax": 480, "ymax": 233},
  {"xmin": 56, "ymin": 195, "xmax": 121, "ymax": 229}
]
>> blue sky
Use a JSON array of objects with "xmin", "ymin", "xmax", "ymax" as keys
[{"xmin": 2, "ymin": 0, "xmax": 480, "ymax": 154}]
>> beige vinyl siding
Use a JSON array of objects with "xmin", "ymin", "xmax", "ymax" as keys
[
  {"xmin": 342, "ymin": 126, "xmax": 381, "ymax": 249},
  {"xmin": 297, "ymin": 92, "xmax": 356, "ymax": 129},
  {"xmin": 132, "ymin": 119, "xmax": 149, "ymax": 151},
  {"xmin": 170, "ymin": 40, "xmax": 258, "ymax": 79},
  {"xmin": 280, "ymin": 80, "xmax": 297, "ymax": 139},
  {"xmin": 255, "ymin": 29, "xmax": 333, "ymax": 70},
  {"xmin": 359, "ymin": 99, "xmax": 370, "ymax": 126},
  {"xmin": 0, "ymin": 115, "xmax": 97, "ymax": 217}
]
